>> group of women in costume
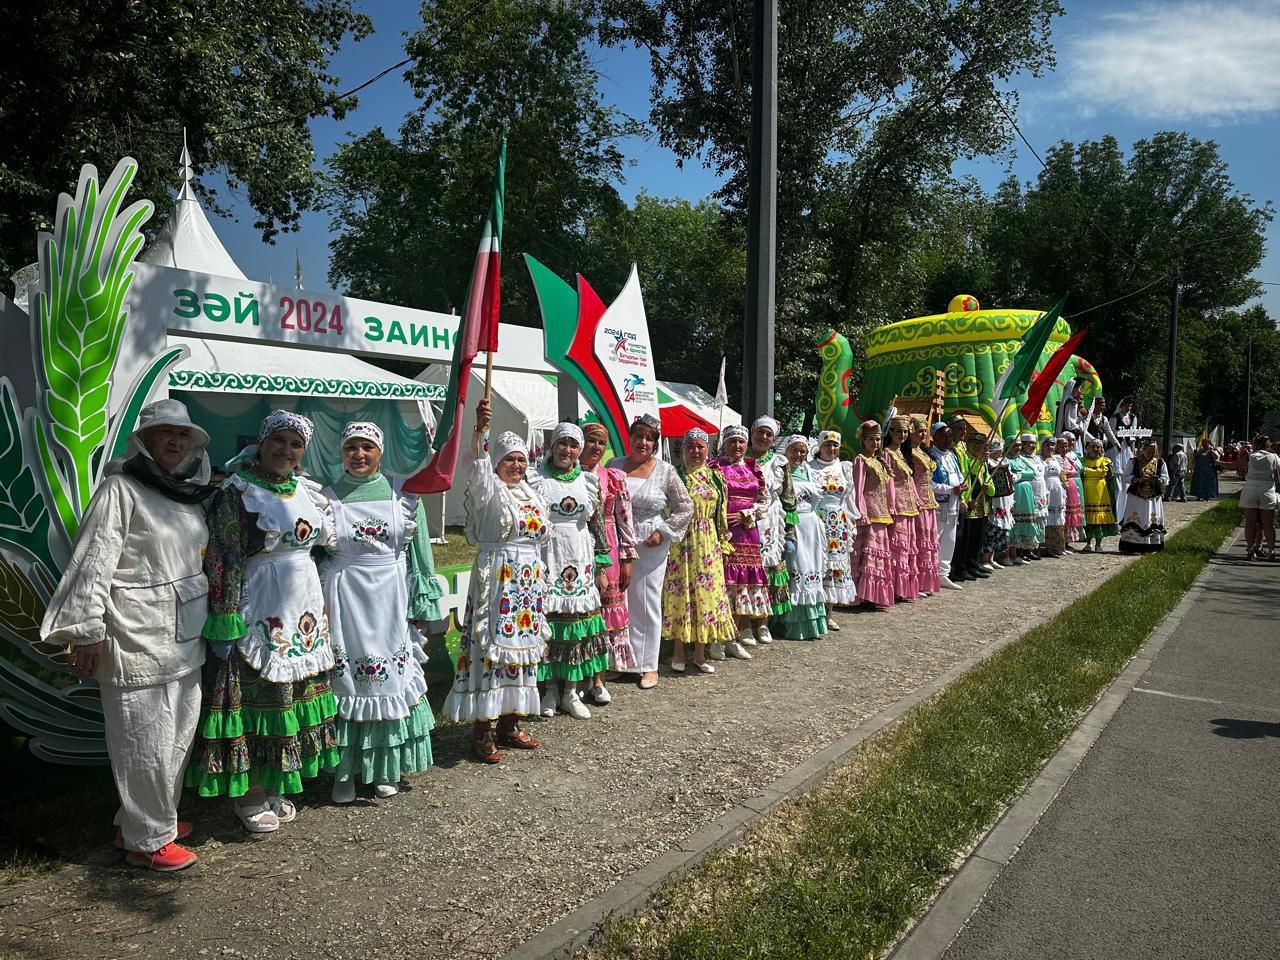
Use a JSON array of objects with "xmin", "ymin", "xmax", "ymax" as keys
[
  {"xmin": 45, "ymin": 402, "xmax": 443, "ymax": 870},
  {"xmin": 40, "ymin": 384, "xmax": 1179, "ymax": 873}
]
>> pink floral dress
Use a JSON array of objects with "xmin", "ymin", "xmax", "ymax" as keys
[{"xmin": 593, "ymin": 465, "xmax": 639, "ymax": 669}]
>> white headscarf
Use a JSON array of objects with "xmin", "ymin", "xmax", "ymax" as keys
[
  {"xmin": 751, "ymin": 416, "xmax": 780, "ymax": 435},
  {"xmin": 492, "ymin": 431, "xmax": 529, "ymax": 466},
  {"xmin": 550, "ymin": 422, "xmax": 584, "ymax": 447}
]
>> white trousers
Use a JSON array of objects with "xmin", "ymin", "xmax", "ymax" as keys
[
  {"xmin": 626, "ymin": 540, "xmax": 672, "ymax": 672},
  {"xmin": 937, "ymin": 510, "xmax": 959, "ymax": 578},
  {"xmin": 100, "ymin": 670, "xmax": 201, "ymax": 853}
]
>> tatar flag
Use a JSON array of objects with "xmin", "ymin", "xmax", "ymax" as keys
[
  {"xmin": 1019, "ymin": 327, "xmax": 1088, "ymax": 425},
  {"xmin": 402, "ymin": 140, "xmax": 505, "ymax": 495},
  {"xmin": 991, "ymin": 297, "xmax": 1066, "ymax": 428}
]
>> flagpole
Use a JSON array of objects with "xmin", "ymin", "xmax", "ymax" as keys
[{"xmin": 485, "ymin": 347, "xmax": 494, "ymax": 404}]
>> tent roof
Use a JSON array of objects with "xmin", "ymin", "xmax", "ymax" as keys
[
  {"xmin": 169, "ymin": 335, "xmax": 445, "ymax": 413},
  {"xmin": 140, "ymin": 144, "xmax": 248, "ymax": 280}
]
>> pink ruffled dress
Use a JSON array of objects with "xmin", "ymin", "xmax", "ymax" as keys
[
  {"xmin": 884, "ymin": 448, "xmax": 920, "ymax": 602},
  {"xmin": 910, "ymin": 449, "xmax": 941, "ymax": 594},
  {"xmin": 849, "ymin": 454, "xmax": 896, "ymax": 609}
]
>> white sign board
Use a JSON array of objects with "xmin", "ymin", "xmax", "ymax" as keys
[{"xmin": 126, "ymin": 262, "xmax": 552, "ymax": 372}]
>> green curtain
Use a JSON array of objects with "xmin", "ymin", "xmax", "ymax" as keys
[{"xmin": 176, "ymin": 392, "xmax": 431, "ymax": 486}]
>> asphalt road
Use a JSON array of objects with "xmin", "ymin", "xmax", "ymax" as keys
[{"xmin": 944, "ymin": 540, "xmax": 1280, "ymax": 960}]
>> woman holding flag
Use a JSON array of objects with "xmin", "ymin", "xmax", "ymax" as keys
[{"xmin": 443, "ymin": 399, "xmax": 550, "ymax": 763}]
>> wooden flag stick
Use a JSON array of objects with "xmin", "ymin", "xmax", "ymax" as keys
[{"xmin": 484, "ymin": 348, "xmax": 495, "ymax": 403}]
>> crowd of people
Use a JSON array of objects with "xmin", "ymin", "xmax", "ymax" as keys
[{"xmin": 39, "ymin": 387, "xmax": 1219, "ymax": 872}]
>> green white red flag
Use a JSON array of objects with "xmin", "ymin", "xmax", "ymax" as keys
[
  {"xmin": 1019, "ymin": 327, "xmax": 1088, "ymax": 425},
  {"xmin": 402, "ymin": 140, "xmax": 505, "ymax": 495}
]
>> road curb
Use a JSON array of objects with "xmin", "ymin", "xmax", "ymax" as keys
[
  {"xmin": 887, "ymin": 526, "xmax": 1241, "ymax": 960},
  {"xmin": 502, "ymin": 522, "xmax": 1229, "ymax": 960}
]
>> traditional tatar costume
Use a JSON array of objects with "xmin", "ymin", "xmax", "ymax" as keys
[
  {"xmin": 750, "ymin": 417, "xmax": 794, "ymax": 630},
  {"xmin": 810, "ymin": 430, "xmax": 860, "ymax": 617},
  {"xmin": 531, "ymin": 422, "xmax": 613, "ymax": 720},
  {"xmin": 445, "ymin": 428, "xmax": 550, "ymax": 761},
  {"xmin": 582, "ymin": 422, "xmax": 638, "ymax": 684},
  {"xmin": 711, "ymin": 424, "xmax": 773, "ymax": 646},
  {"xmin": 850, "ymin": 422, "xmax": 894, "ymax": 610},
  {"xmin": 908, "ymin": 418, "xmax": 941, "ymax": 596},
  {"xmin": 188, "ymin": 410, "xmax": 340, "ymax": 831},
  {"xmin": 770, "ymin": 437, "xmax": 827, "ymax": 640},
  {"xmin": 42, "ymin": 400, "xmax": 214, "ymax": 869},
  {"xmin": 323, "ymin": 422, "xmax": 440, "ymax": 802}
]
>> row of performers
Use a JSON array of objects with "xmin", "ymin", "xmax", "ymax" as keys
[{"xmin": 41, "ymin": 395, "xmax": 1170, "ymax": 870}]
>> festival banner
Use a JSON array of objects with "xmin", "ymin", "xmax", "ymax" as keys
[{"xmin": 591, "ymin": 265, "xmax": 660, "ymax": 436}]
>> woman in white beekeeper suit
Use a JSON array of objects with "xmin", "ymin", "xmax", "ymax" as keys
[{"xmin": 41, "ymin": 399, "xmax": 215, "ymax": 872}]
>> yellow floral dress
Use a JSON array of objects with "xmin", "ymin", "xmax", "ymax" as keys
[{"xmin": 662, "ymin": 464, "xmax": 737, "ymax": 646}]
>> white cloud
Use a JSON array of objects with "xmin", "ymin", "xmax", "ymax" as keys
[{"xmin": 1065, "ymin": 2, "xmax": 1280, "ymax": 121}]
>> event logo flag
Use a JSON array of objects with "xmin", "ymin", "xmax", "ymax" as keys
[
  {"xmin": 402, "ymin": 140, "xmax": 505, "ymax": 494},
  {"xmin": 1020, "ymin": 327, "xmax": 1088, "ymax": 424},
  {"xmin": 991, "ymin": 296, "xmax": 1066, "ymax": 427}
]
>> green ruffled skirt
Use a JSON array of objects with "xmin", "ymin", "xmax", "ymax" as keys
[
  {"xmin": 334, "ymin": 695, "xmax": 435, "ymax": 785},
  {"xmin": 770, "ymin": 603, "xmax": 827, "ymax": 641},
  {"xmin": 538, "ymin": 612, "xmax": 611, "ymax": 682},
  {"xmin": 185, "ymin": 651, "xmax": 340, "ymax": 798}
]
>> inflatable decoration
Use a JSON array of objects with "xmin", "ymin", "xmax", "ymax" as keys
[
  {"xmin": 850, "ymin": 296, "xmax": 1101, "ymax": 441},
  {"xmin": 814, "ymin": 329, "xmax": 857, "ymax": 453}
]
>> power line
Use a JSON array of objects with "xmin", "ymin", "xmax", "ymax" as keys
[{"xmin": 1066, "ymin": 274, "xmax": 1170, "ymax": 319}]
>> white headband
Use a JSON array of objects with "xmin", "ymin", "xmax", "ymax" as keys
[
  {"xmin": 722, "ymin": 424, "xmax": 749, "ymax": 442},
  {"xmin": 785, "ymin": 434, "xmax": 809, "ymax": 452},
  {"xmin": 341, "ymin": 421, "xmax": 384, "ymax": 450},
  {"xmin": 751, "ymin": 416, "xmax": 780, "ymax": 435}
]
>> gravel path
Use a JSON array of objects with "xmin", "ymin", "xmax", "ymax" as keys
[{"xmin": 0, "ymin": 495, "xmax": 1224, "ymax": 960}]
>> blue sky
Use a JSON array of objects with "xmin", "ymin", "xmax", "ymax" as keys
[{"xmin": 214, "ymin": 0, "xmax": 1280, "ymax": 315}]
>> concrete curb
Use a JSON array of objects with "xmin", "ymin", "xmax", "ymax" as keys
[
  {"xmin": 503, "ymin": 527, "xmax": 1228, "ymax": 960},
  {"xmin": 887, "ymin": 526, "xmax": 1241, "ymax": 960}
]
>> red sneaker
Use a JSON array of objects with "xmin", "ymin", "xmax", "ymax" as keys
[
  {"xmin": 114, "ymin": 821, "xmax": 193, "ymax": 850},
  {"xmin": 125, "ymin": 842, "xmax": 197, "ymax": 872}
]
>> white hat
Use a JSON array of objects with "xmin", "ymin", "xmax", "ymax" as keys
[
  {"xmin": 124, "ymin": 399, "xmax": 211, "ymax": 482},
  {"xmin": 342, "ymin": 421, "xmax": 384, "ymax": 450}
]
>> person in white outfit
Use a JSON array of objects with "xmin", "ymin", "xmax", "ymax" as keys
[
  {"xmin": 928, "ymin": 422, "xmax": 965, "ymax": 590},
  {"xmin": 609, "ymin": 415, "xmax": 694, "ymax": 689},
  {"xmin": 41, "ymin": 400, "xmax": 214, "ymax": 871}
]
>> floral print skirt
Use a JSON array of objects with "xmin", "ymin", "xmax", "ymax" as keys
[
  {"xmin": 185, "ymin": 652, "xmax": 339, "ymax": 798},
  {"xmin": 662, "ymin": 517, "xmax": 737, "ymax": 646}
]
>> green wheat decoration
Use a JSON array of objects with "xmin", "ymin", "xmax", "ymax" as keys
[
  {"xmin": 0, "ymin": 156, "xmax": 188, "ymax": 764},
  {"xmin": 35, "ymin": 159, "xmax": 152, "ymax": 536}
]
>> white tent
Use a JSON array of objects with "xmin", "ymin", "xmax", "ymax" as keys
[{"xmin": 141, "ymin": 142, "xmax": 248, "ymax": 280}]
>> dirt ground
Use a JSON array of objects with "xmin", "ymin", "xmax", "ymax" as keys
[{"xmin": 0, "ymin": 494, "xmax": 1229, "ymax": 960}]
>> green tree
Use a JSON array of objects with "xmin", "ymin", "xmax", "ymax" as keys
[
  {"xmin": 984, "ymin": 133, "xmax": 1273, "ymax": 432},
  {"xmin": 326, "ymin": 0, "xmax": 641, "ymax": 323},
  {"xmin": 0, "ymin": 0, "xmax": 372, "ymax": 281},
  {"xmin": 595, "ymin": 0, "xmax": 1064, "ymax": 421},
  {"xmin": 581, "ymin": 194, "xmax": 746, "ymax": 397}
]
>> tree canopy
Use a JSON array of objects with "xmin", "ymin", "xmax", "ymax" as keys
[{"xmin": 0, "ymin": 0, "xmax": 372, "ymax": 282}]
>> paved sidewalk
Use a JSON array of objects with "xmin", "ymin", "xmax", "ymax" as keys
[{"xmin": 943, "ymin": 536, "xmax": 1280, "ymax": 960}]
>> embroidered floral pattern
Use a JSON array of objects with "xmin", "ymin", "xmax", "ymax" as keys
[
  {"xmin": 282, "ymin": 516, "xmax": 319, "ymax": 549},
  {"xmin": 256, "ymin": 610, "xmax": 329, "ymax": 659},
  {"xmin": 352, "ymin": 654, "xmax": 390, "ymax": 685},
  {"xmin": 517, "ymin": 503, "xmax": 546, "ymax": 538},
  {"xmin": 495, "ymin": 561, "xmax": 546, "ymax": 642},
  {"xmin": 350, "ymin": 516, "xmax": 391, "ymax": 543}
]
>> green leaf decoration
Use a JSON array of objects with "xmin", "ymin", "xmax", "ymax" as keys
[
  {"xmin": 33, "ymin": 414, "xmax": 79, "ymax": 546},
  {"xmin": 35, "ymin": 158, "xmax": 153, "ymax": 518},
  {"xmin": 0, "ymin": 379, "xmax": 56, "ymax": 575}
]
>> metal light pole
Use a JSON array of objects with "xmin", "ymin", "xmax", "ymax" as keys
[
  {"xmin": 1245, "ymin": 321, "xmax": 1253, "ymax": 440},
  {"xmin": 742, "ymin": 0, "xmax": 778, "ymax": 419},
  {"xmin": 1162, "ymin": 265, "xmax": 1180, "ymax": 456}
]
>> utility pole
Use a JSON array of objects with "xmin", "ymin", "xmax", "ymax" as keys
[
  {"xmin": 1245, "ymin": 318, "xmax": 1254, "ymax": 440},
  {"xmin": 1162, "ymin": 265, "xmax": 1181, "ymax": 456},
  {"xmin": 742, "ymin": 0, "xmax": 778, "ymax": 419}
]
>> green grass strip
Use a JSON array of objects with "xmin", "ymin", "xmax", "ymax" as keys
[{"xmin": 592, "ymin": 498, "xmax": 1241, "ymax": 960}]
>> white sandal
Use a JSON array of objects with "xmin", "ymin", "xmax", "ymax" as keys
[
  {"xmin": 670, "ymin": 661, "xmax": 687, "ymax": 673},
  {"xmin": 265, "ymin": 796, "xmax": 297, "ymax": 823},
  {"xmin": 233, "ymin": 801, "xmax": 280, "ymax": 834}
]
